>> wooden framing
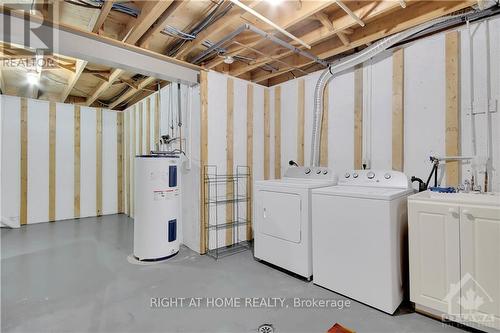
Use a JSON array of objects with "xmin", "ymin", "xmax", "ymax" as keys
[
  {"xmin": 20, "ymin": 97, "xmax": 28, "ymax": 225},
  {"xmin": 138, "ymin": 102, "xmax": 143, "ymax": 155},
  {"xmin": 274, "ymin": 86, "xmax": 281, "ymax": 179},
  {"xmin": 92, "ymin": 0, "xmax": 115, "ymax": 33},
  {"xmin": 260, "ymin": 1, "xmax": 474, "ymax": 84},
  {"xmin": 117, "ymin": 112, "xmax": 124, "ymax": 213},
  {"xmin": 146, "ymin": 97, "xmax": 151, "ymax": 154},
  {"xmin": 297, "ymin": 79, "xmax": 305, "ymax": 166},
  {"xmin": 392, "ymin": 48, "xmax": 405, "ymax": 172},
  {"xmin": 48, "ymin": 102, "xmax": 56, "ymax": 221},
  {"xmin": 246, "ymin": 84, "xmax": 254, "ymax": 240},
  {"xmin": 226, "ymin": 78, "xmax": 234, "ymax": 246},
  {"xmin": 74, "ymin": 105, "xmax": 81, "ymax": 218},
  {"xmin": 199, "ymin": 70, "xmax": 208, "ymax": 254},
  {"xmin": 445, "ymin": 31, "xmax": 460, "ymax": 186},
  {"xmin": 263, "ymin": 89, "xmax": 270, "ymax": 180},
  {"xmin": 96, "ymin": 108, "xmax": 103, "ymax": 216},
  {"xmin": 125, "ymin": 110, "xmax": 130, "ymax": 215},
  {"xmin": 154, "ymin": 92, "xmax": 160, "ymax": 149},
  {"xmin": 131, "ymin": 105, "xmax": 136, "ymax": 217},
  {"xmin": 354, "ymin": 65, "xmax": 363, "ymax": 169}
]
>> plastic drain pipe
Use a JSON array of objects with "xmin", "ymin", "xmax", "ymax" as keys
[{"xmin": 309, "ymin": 15, "xmax": 468, "ymax": 167}]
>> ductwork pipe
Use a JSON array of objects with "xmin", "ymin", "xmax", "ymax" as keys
[{"xmin": 309, "ymin": 8, "xmax": 498, "ymax": 167}]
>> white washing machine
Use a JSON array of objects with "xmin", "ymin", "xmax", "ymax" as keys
[
  {"xmin": 254, "ymin": 166, "xmax": 338, "ymax": 279},
  {"xmin": 311, "ymin": 170, "xmax": 413, "ymax": 314}
]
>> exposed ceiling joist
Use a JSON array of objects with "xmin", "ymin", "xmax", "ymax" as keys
[
  {"xmin": 335, "ymin": 0, "xmax": 365, "ymax": 27},
  {"xmin": 315, "ymin": 12, "xmax": 350, "ymax": 46},
  {"xmin": 61, "ymin": 59, "xmax": 86, "ymax": 102},
  {"xmin": 92, "ymin": 0, "xmax": 115, "ymax": 33},
  {"xmin": 174, "ymin": 1, "xmax": 261, "ymax": 60},
  {"xmin": 138, "ymin": 0, "xmax": 190, "ymax": 48},
  {"xmin": 228, "ymin": 0, "xmax": 406, "ymax": 78},
  {"xmin": 260, "ymin": 0, "xmax": 475, "ymax": 84},
  {"xmin": 86, "ymin": 68, "xmax": 123, "ymax": 106},
  {"xmin": 122, "ymin": 1, "xmax": 175, "ymax": 45},
  {"xmin": 108, "ymin": 76, "xmax": 156, "ymax": 109}
]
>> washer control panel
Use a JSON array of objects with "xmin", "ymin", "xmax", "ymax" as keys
[
  {"xmin": 284, "ymin": 166, "xmax": 337, "ymax": 181},
  {"xmin": 340, "ymin": 170, "xmax": 410, "ymax": 189}
]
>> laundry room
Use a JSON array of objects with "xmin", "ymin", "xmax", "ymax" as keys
[{"xmin": 1, "ymin": 1, "xmax": 499, "ymax": 333}]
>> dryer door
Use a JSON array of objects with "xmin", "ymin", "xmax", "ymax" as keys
[{"xmin": 259, "ymin": 190, "xmax": 301, "ymax": 243}]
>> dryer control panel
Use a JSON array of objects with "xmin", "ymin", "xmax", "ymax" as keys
[
  {"xmin": 284, "ymin": 166, "xmax": 338, "ymax": 182},
  {"xmin": 339, "ymin": 170, "xmax": 410, "ymax": 189}
]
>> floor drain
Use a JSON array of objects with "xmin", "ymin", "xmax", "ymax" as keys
[{"xmin": 258, "ymin": 324, "xmax": 274, "ymax": 333}]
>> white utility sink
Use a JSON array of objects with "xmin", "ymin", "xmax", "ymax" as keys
[{"xmin": 409, "ymin": 190, "xmax": 500, "ymax": 206}]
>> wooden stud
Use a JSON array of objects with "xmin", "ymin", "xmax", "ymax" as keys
[
  {"xmin": 154, "ymin": 92, "xmax": 160, "ymax": 150},
  {"xmin": 131, "ymin": 106, "xmax": 136, "ymax": 217},
  {"xmin": 354, "ymin": 65, "xmax": 363, "ymax": 169},
  {"xmin": 264, "ymin": 89, "xmax": 270, "ymax": 180},
  {"xmin": 20, "ymin": 97, "xmax": 28, "ymax": 226},
  {"xmin": 138, "ymin": 102, "xmax": 143, "ymax": 155},
  {"xmin": 274, "ymin": 86, "xmax": 282, "ymax": 178},
  {"xmin": 392, "ymin": 49, "xmax": 405, "ymax": 172},
  {"xmin": 445, "ymin": 31, "xmax": 460, "ymax": 186},
  {"xmin": 146, "ymin": 97, "xmax": 151, "ymax": 154},
  {"xmin": 48, "ymin": 102, "xmax": 56, "ymax": 221},
  {"xmin": 74, "ymin": 105, "xmax": 81, "ymax": 218},
  {"xmin": 297, "ymin": 79, "xmax": 305, "ymax": 166},
  {"xmin": 320, "ymin": 85, "xmax": 328, "ymax": 167},
  {"xmin": 96, "ymin": 108, "xmax": 103, "ymax": 216},
  {"xmin": 226, "ymin": 78, "xmax": 234, "ymax": 246},
  {"xmin": 200, "ymin": 70, "xmax": 208, "ymax": 254},
  {"xmin": 117, "ymin": 112, "xmax": 124, "ymax": 214},
  {"xmin": 246, "ymin": 84, "xmax": 254, "ymax": 240},
  {"xmin": 125, "ymin": 110, "xmax": 130, "ymax": 215}
]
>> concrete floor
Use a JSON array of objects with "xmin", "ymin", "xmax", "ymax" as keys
[{"xmin": 1, "ymin": 215, "xmax": 468, "ymax": 333}]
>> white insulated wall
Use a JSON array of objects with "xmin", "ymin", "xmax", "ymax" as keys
[
  {"xmin": 273, "ymin": 17, "xmax": 500, "ymax": 192},
  {"xmin": 204, "ymin": 71, "xmax": 266, "ymax": 250},
  {"xmin": 0, "ymin": 95, "xmax": 121, "ymax": 227}
]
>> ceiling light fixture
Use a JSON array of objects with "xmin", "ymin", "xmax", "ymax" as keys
[
  {"xmin": 26, "ymin": 72, "xmax": 39, "ymax": 85},
  {"xmin": 223, "ymin": 55, "xmax": 235, "ymax": 64}
]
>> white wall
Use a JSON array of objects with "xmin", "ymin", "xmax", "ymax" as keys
[
  {"xmin": 203, "ymin": 71, "xmax": 267, "ymax": 250},
  {"xmin": 273, "ymin": 17, "xmax": 500, "ymax": 192},
  {"xmin": 1, "ymin": 95, "xmax": 121, "ymax": 227}
]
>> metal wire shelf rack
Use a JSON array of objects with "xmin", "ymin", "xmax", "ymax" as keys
[{"xmin": 204, "ymin": 165, "xmax": 251, "ymax": 259}]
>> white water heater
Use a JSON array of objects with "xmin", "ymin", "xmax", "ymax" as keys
[{"xmin": 134, "ymin": 155, "xmax": 180, "ymax": 261}]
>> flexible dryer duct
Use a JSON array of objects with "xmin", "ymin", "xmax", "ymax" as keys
[{"xmin": 309, "ymin": 12, "xmax": 476, "ymax": 167}]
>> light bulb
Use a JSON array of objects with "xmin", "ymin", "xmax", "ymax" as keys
[{"xmin": 27, "ymin": 72, "xmax": 39, "ymax": 85}]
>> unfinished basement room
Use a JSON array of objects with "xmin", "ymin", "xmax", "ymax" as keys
[{"xmin": 1, "ymin": 0, "xmax": 499, "ymax": 332}]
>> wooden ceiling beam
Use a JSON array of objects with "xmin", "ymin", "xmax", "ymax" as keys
[
  {"xmin": 121, "ymin": 1, "xmax": 175, "ymax": 45},
  {"xmin": 252, "ymin": 0, "xmax": 474, "ymax": 83},
  {"xmin": 86, "ymin": 1, "xmax": 174, "ymax": 106},
  {"xmin": 92, "ymin": 0, "xmax": 115, "ymax": 33},
  {"xmin": 315, "ymin": 12, "xmax": 349, "ymax": 46},
  {"xmin": 174, "ymin": 1, "xmax": 261, "ymax": 60},
  {"xmin": 61, "ymin": 59, "xmax": 86, "ymax": 102},
  {"xmin": 86, "ymin": 68, "xmax": 123, "ymax": 106},
  {"xmin": 228, "ymin": 0, "xmax": 401, "ymax": 77},
  {"xmin": 334, "ymin": 0, "xmax": 365, "ymax": 27},
  {"xmin": 108, "ymin": 76, "xmax": 156, "ymax": 109},
  {"xmin": 138, "ymin": 0, "xmax": 190, "ymax": 48}
]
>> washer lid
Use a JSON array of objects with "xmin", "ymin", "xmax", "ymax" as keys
[
  {"xmin": 255, "ymin": 178, "xmax": 337, "ymax": 189},
  {"xmin": 312, "ymin": 185, "xmax": 414, "ymax": 200}
]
